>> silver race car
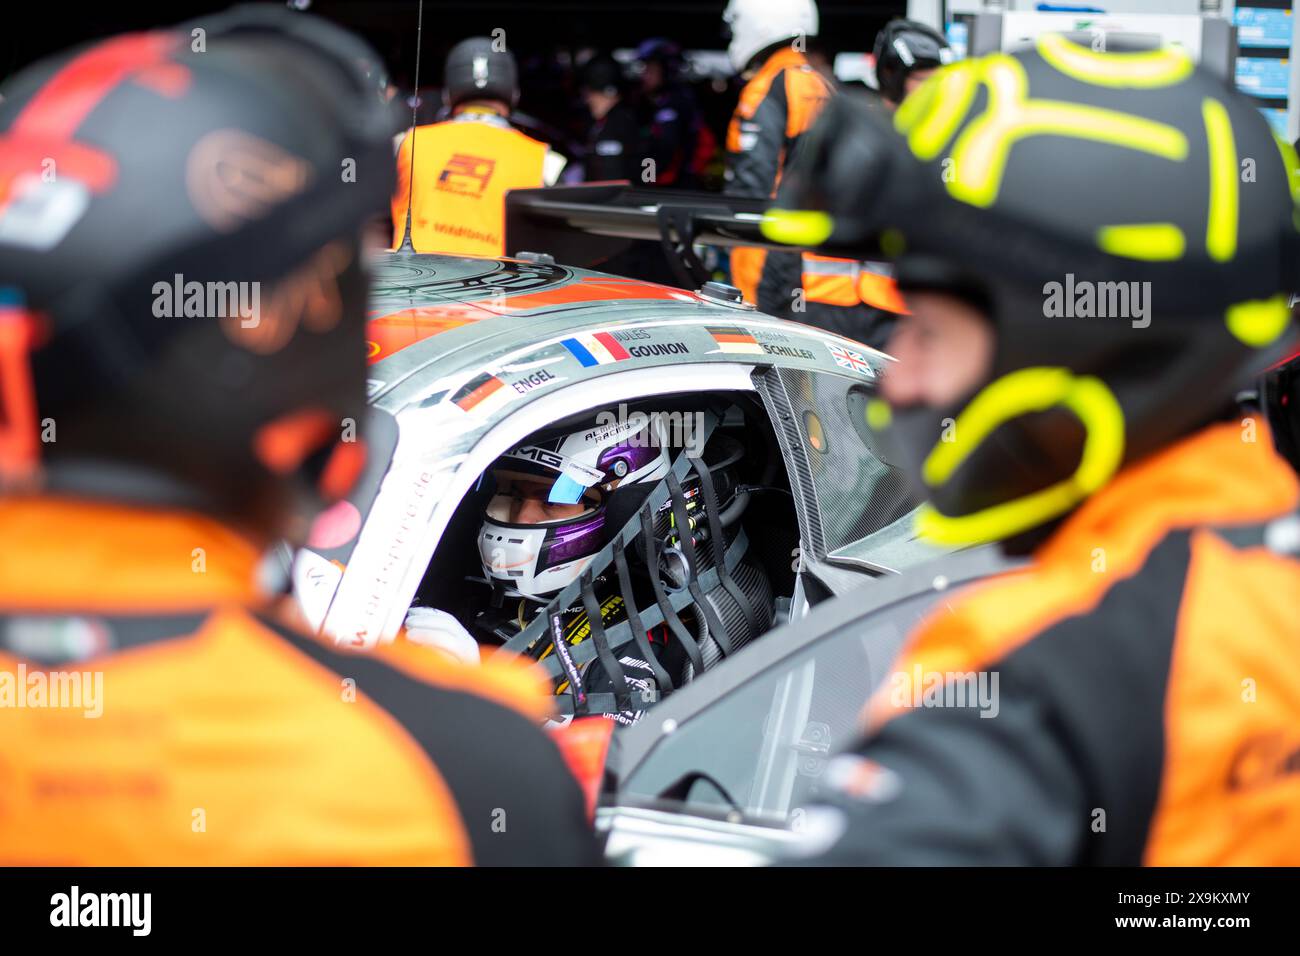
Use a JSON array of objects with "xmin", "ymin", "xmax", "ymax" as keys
[{"xmin": 290, "ymin": 249, "xmax": 946, "ymax": 715}]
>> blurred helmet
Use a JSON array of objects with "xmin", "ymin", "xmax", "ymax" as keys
[
  {"xmin": 769, "ymin": 37, "xmax": 1300, "ymax": 548},
  {"xmin": 580, "ymin": 54, "xmax": 625, "ymax": 96},
  {"xmin": 443, "ymin": 36, "xmax": 519, "ymax": 111},
  {"xmin": 722, "ymin": 0, "xmax": 819, "ymax": 74},
  {"xmin": 635, "ymin": 38, "xmax": 683, "ymax": 71},
  {"xmin": 0, "ymin": 5, "xmax": 399, "ymax": 540},
  {"xmin": 872, "ymin": 18, "xmax": 954, "ymax": 104},
  {"xmin": 478, "ymin": 407, "xmax": 678, "ymax": 600}
]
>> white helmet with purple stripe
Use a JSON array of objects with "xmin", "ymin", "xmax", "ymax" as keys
[{"xmin": 478, "ymin": 408, "xmax": 677, "ymax": 599}]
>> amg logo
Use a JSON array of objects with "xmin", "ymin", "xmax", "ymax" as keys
[
  {"xmin": 50, "ymin": 886, "xmax": 151, "ymax": 936},
  {"xmin": 510, "ymin": 446, "xmax": 564, "ymax": 469}
]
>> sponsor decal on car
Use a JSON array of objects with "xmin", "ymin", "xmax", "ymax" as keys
[
  {"xmin": 828, "ymin": 342, "xmax": 877, "ymax": 377},
  {"xmin": 706, "ymin": 326, "xmax": 764, "ymax": 355}
]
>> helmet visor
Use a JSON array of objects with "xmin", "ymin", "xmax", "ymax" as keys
[{"xmin": 485, "ymin": 470, "xmax": 602, "ymax": 526}]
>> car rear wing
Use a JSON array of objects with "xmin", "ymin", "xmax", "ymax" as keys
[{"xmin": 504, "ymin": 183, "xmax": 883, "ymax": 290}]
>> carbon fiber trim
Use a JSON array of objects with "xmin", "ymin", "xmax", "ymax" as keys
[{"xmin": 751, "ymin": 366, "xmax": 825, "ymax": 559}]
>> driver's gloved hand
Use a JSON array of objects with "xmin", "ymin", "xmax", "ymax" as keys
[{"xmin": 404, "ymin": 606, "xmax": 481, "ymax": 666}]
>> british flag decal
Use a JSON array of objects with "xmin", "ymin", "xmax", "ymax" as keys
[{"xmin": 828, "ymin": 343, "xmax": 875, "ymax": 378}]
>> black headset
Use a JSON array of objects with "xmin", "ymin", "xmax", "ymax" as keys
[{"xmin": 873, "ymin": 19, "xmax": 952, "ymax": 104}]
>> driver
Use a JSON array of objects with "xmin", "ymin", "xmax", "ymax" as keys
[{"xmin": 409, "ymin": 404, "xmax": 774, "ymax": 723}]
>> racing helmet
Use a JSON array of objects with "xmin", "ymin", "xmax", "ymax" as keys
[
  {"xmin": 443, "ymin": 36, "xmax": 519, "ymax": 111},
  {"xmin": 478, "ymin": 406, "xmax": 679, "ymax": 599},
  {"xmin": 0, "ymin": 6, "xmax": 399, "ymax": 541},
  {"xmin": 768, "ymin": 37, "xmax": 1300, "ymax": 549},
  {"xmin": 722, "ymin": 0, "xmax": 819, "ymax": 74},
  {"xmin": 872, "ymin": 18, "xmax": 954, "ymax": 105}
]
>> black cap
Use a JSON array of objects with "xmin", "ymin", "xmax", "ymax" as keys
[{"xmin": 581, "ymin": 54, "xmax": 624, "ymax": 95}]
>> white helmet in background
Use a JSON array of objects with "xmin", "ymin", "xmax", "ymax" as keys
[{"xmin": 722, "ymin": 0, "xmax": 819, "ymax": 73}]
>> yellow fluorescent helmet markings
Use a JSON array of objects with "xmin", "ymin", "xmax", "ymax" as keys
[
  {"xmin": 1202, "ymin": 98, "xmax": 1239, "ymax": 262},
  {"xmin": 1273, "ymin": 130, "xmax": 1300, "ymax": 200},
  {"xmin": 1226, "ymin": 295, "xmax": 1291, "ymax": 347},
  {"xmin": 866, "ymin": 398, "xmax": 892, "ymax": 431},
  {"xmin": 760, "ymin": 208, "xmax": 835, "ymax": 245},
  {"xmin": 917, "ymin": 483, "xmax": 1085, "ymax": 547},
  {"xmin": 917, "ymin": 368, "xmax": 1126, "ymax": 547},
  {"xmin": 945, "ymin": 57, "xmax": 1188, "ymax": 208},
  {"xmin": 1035, "ymin": 33, "xmax": 1194, "ymax": 88},
  {"xmin": 1270, "ymin": 132, "xmax": 1300, "ymax": 234},
  {"xmin": 894, "ymin": 69, "xmax": 941, "ymax": 134},
  {"xmin": 906, "ymin": 63, "xmax": 980, "ymax": 160},
  {"xmin": 1096, "ymin": 223, "xmax": 1186, "ymax": 260}
]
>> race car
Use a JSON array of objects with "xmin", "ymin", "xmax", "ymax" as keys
[
  {"xmin": 596, "ymin": 544, "xmax": 1015, "ymax": 864},
  {"xmin": 289, "ymin": 247, "xmax": 945, "ymax": 717}
]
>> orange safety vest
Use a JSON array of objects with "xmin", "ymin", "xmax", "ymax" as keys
[
  {"xmin": 802, "ymin": 253, "xmax": 910, "ymax": 314},
  {"xmin": 391, "ymin": 110, "xmax": 549, "ymax": 257},
  {"xmin": 0, "ymin": 497, "xmax": 596, "ymax": 865},
  {"xmin": 726, "ymin": 48, "xmax": 831, "ymax": 305}
]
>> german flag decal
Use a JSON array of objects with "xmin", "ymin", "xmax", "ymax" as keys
[
  {"xmin": 707, "ymin": 327, "xmax": 764, "ymax": 355},
  {"xmin": 451, "ymin": 371, "xmax": 512, "ymax": 416}
]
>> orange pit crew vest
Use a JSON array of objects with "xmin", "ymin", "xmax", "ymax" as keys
[
  {"xmin": 391, "ymin": 110, "xmax": 549, "ymax": 257},
  {"xmin": 801, "ymin": 253, "xmax": 909, "ymax": 314},
  {"xmin": 725, "ymin": 48, "xmax": 830, "ymax": 306}
]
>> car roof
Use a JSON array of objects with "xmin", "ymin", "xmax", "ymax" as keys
[{"xmin": 364, "ymin": 251, "xmax": 891, "ymax": 412}]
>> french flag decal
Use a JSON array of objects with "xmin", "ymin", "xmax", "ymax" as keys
[{"xmin": 561, "ymin": 331, "xmax": 631, "ymax": 367}]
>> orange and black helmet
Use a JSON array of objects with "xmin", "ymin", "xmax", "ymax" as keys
[{"xmin": 0, "ymin": 5, "xmax": 399, "ymax": 540}]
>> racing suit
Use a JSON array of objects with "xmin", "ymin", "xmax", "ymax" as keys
[
  {"xmin": 724, "ymin": 47, "xmax": 829, "ymax": 315},
  {"xmin": 806, "ymin": 422, "xmax": 1300, "ymax": 864},
  {"xmin": 0, "ymin": 498, "xmax": 600, "ymax": 865},
  {"xmin": 470, "ymin": 574, "xmax": 684, "ymax": 727}
]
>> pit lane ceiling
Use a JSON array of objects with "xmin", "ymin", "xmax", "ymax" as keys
[{"xmin": 7, "ymin": 2, "xmax": 904, "ymax": 89}]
